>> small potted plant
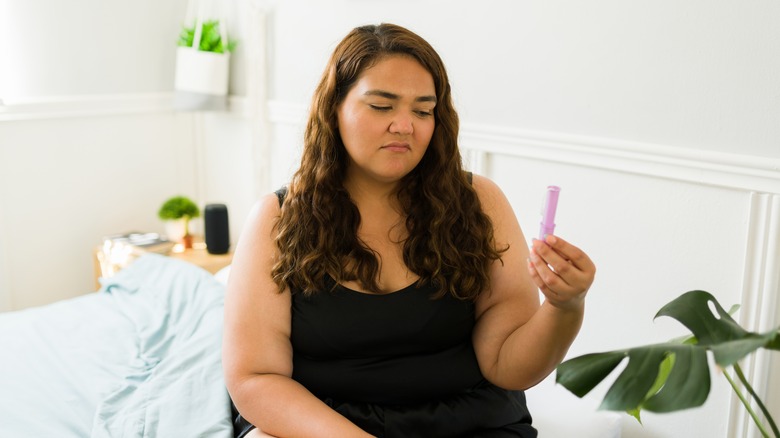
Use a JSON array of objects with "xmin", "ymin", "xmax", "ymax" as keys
[
  {"xmin": 158, "ymin": 196, "xmax": 200, "ymax": 249},
  {"xmin": 174, "ymin": 18, "xmax": 238, "ymax": 110}
]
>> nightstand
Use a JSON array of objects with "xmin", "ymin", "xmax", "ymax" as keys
[
  {"xmin": 92, "ymin": 242, "xmax": 233, "ymax": 290},
  {"xmin": 168, "ymin": 244, "xmax": 233, "ymax": 275}
]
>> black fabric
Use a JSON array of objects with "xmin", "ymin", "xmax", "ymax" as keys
[
  {"xmin": 274, "ymin": 186, "xmax": 288, "ymax": 207},
  {"xmin": 232, "ymin": 401, "xmax": 256, "ymax": 438},
  {"xmin": 323, "ymin": 379, "xmax": 534, "ymax": 437},
  {"xmin": 291, "ymin": 280, "xmax": 483, "ymax": 405}
]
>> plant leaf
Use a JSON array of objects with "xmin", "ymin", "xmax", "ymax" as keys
[
  {"xmin": 627, "ymin": 408, "xmax": 642, "ymax": 423},
  {"xmin": 643, "ymin": 352, "xmax": 675, "ymax": 404},
  {"xmin": 767, "ymin": 329, "xmax": 780, "ymax": 350},
  {"xmin": 558, "ymin": 343, "xmax": 711, "ymax": 414},
  {"xmin": 178, "ymin": 26, "xmax": 195, "ymax": 48},
  {"xmin": 178, "ymin": 20, "xmax": 236, "ymax": 53},
  {"xmin": 600, "ymin": 347, "xmax": 668, "ymax": 410},
  {"xmin": 654, "ymin": 290, "xmax": 747, "ymax": 345},
  {"xmin": 642, "ymin": 346, "xmax": 710, "ymax": 412},
  {"xmin": 555, "ymin": 351, "xmax": 626, "ymax": 397},
  {"xmin": 656, "ymin": 290, "xmax": 780, "ymax": 366},
  {"xmin": 711, "ymin": 333, "xmax": 779, "ymax": 366}
]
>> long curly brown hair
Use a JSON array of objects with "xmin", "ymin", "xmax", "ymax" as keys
[{"xmin": 271, "ymin": 23, "xmax": 506, "ymax": 300}]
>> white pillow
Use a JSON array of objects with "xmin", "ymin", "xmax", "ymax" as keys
[{"xmin": 526, "ymin": 375, "xmax": 622, "ymax": 438}]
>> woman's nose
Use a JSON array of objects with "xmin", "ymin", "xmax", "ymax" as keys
[{"xmin": 389, "ymin": 114, "xmax": 413, "ymax": 135}]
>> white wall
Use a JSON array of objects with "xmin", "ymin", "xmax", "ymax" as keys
[
  {"xmin": 0, "ymin": 0, "xmax": 188, "ymax": 97},
  {"xmin": 1, "ymin": 0, "xmax": 779, "ymax": 437}
]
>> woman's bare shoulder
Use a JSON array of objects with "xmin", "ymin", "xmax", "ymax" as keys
[
  {"xmin": 470, "ymin": 173, "xmax": 512, "ymax": 212},
  {"xmin": 250, "ymin": 192, "xmax": 284, "ymax": 221}
]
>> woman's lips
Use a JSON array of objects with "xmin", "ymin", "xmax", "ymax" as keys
[{"xmin": 381, "ymin": 142, "xmax": 411, "ymax": 152}]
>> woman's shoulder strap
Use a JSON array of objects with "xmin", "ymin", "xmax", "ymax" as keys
[
  {"xmin": 466, "ymin": 171, "xmax": 473, "ymax": 185},
  {"xmin": 274, "ymin": 186, "xmax": 288, "ymax": 208}
]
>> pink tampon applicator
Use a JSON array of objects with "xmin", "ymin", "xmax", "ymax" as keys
[{"xmin": 539, "ymin": 186, "xmax": 560, "ymax": 240}]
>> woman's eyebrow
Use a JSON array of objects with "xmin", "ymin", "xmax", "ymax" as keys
[{"xmin": 363, "ymin": 89, "xmax": 437, "ymax": 103}]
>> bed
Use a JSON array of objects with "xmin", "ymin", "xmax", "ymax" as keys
[
  {"xmin": 0, "ymin": 253, "xmax": 621, "ymax": 437},
  {"xmin": 0, "ymin": 254, "xmax": 233, "ymax": 437}
]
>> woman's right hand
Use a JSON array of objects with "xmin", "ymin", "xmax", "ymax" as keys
[{"xmin": 527, "ymin": 234, "xmax": 595, "ymax": 311}]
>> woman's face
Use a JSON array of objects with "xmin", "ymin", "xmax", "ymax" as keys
[{"xmin": 336, "ymin": 55, "xmax": 436, "ymax": 186}]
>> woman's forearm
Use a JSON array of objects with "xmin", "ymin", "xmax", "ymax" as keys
[{"xmin": 231, "ymin": 374, "xmax": 374, "ymax": 438}]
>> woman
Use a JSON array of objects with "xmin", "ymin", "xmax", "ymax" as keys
[{"xmin": 223, "ymin": 23, "xmax": 595, "ymax": 438}]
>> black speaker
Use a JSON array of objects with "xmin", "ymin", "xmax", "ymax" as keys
[{"xmin": 204, "ymin": 203, "xmax": 230, "ymax": 254}]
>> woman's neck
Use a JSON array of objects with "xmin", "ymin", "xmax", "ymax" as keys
[{"xmin": 343, "ymin": 171, "xmax": 403, "ymax": 212}]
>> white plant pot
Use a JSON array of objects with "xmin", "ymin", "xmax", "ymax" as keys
[
  {"xmin": 175, "ymin": 47, "xmax": 230, "ymax": 95},
  {"xmin": 174, "ymin": 47, "xmax": 230, "ymax": 110},
  {"xmin": 164, "ymin": 219, "xmax": 186, "ymax": 243}
]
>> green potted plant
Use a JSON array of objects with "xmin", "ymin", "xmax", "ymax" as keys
[
  {"xmin": 158, "ymin": 196, "xmax": 200, "ymax": 249},
  {"xmin": 178, "ymin": 20, "xmax": 237, "ymax": 54},
  {"xmin": 174, "ymin": 17, "xmax": 238, "ymax": 110},
  {"xmin": 556, "ymin": 290, "xmax": 780, "ymax": 437}
]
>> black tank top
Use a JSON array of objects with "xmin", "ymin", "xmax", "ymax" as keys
[
  {"xmin": 291, "ymin": 280, "xmax": 483, "ymax": 405},
  {"xmin": 269, "ymin": 185, "xmax": 537, "ymax": 437}
]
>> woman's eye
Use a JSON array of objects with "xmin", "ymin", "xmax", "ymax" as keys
[
  {"xmin": 416, "ymin": 110, "xmax": 433, "ymax": 117},
  {"xmin": 369, "ymin": 105, "xmax": 392, "ymax": 111}
]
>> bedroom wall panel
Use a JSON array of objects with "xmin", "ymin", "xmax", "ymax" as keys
[
  {"xmin": 262, "ymin": 100, "xmax": 780, "ymax": 438},
  {"xmin": 189, "ymin": 110, "xmax": 257, "ymax": 247},
  {"xmin": 0, "ymin": 110, "xmax": 198, "ymax": 310},
  {"xmin": 265, "ymin": 101, "xmax": 307, "ymax": 191}
]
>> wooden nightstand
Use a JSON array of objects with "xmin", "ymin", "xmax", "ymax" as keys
[
  {"xmin": 168, "ymin": 244, "xmax": 233, "ymax": 275},
  {"xmin": 92, "ymin": 242, "xmax": 233, "ymax": 290}
]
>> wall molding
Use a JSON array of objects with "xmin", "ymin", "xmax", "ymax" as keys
[
  {"xmin": 0, "ymin": 93, "xmax": 251, "ymax": 122},
  {"xmin": 461, "ymin": 125, "xmax": 780, "ymax": 195},
  {"xmin": 0, "ymin": 94, "xmax": 174, "ymax": 121},
  {"xmin": 730, "ymin": 193, "xmax": 780, "ymax": 438}
]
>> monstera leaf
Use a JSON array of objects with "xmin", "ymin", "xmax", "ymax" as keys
[{"xmin": 556, "ymin": 290, "xmax": 780, "ymax": 435}]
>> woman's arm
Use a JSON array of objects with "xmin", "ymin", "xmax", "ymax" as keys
[
  {"xmin": 470, "ymin": 175, "xmax": 595, "ymax": 390},
  {"xmin": 222, "ymin": 194, "xmax": 374, "ymax": 438}
]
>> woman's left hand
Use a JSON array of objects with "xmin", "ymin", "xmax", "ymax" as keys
[{"xmin": 527, "ymin": 234, "xmax": 595, "ymax": 310}]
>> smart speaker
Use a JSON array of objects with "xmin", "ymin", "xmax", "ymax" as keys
[{"xmin": 204, "ymin": 204, "xmax": 230, "ymax": 254}]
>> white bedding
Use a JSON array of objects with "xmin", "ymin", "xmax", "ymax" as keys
[{"xmin": 0, "ymin": 254, "xmax": 232, "ymax": 437}]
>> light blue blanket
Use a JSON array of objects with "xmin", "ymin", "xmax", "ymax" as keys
[{"xmin": 0, "ymin": 254, "xmax": 233, "ymax": 437}]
